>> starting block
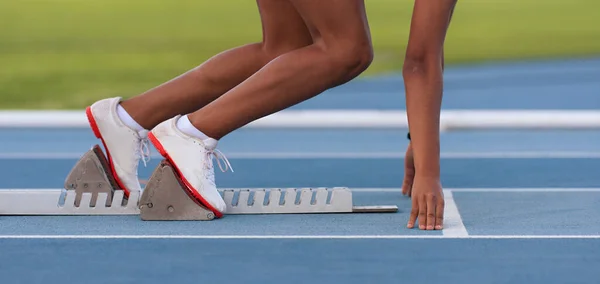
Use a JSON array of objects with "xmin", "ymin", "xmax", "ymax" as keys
[
  {"xmin": 138, "ymin": 159, "xmax": 217, "ymax": 221},
  {"xmin": 0, "ymin": 145, "xmax": 398, "ymax": 220}
]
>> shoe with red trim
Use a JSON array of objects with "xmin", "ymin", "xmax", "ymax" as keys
[
  {"xmin": 85, "ymin": 97, "xmax": 150, "ymax": 196},
  {"xmin": 148, "ymin": 115, "xmax": 231, "ymax": 218}
]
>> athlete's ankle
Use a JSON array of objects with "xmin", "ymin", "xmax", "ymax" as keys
[
  {"xmin": 116, "ymin": 103, "xmax": 148, "ymax": 135},
  {"xmin": 176, "ymin": 115, "xmax": 213, "ymax": 141},
  {"xmin": 186, "ymin": 112, "xmax": 226, "ymax": 140}
]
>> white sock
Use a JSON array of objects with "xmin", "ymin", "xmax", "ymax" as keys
[
  {"xmin": 116, "ymin": 104, "xmax": 146, "ymax": 132},
  {"xmin": 177, "ymin": 115, "xmax": 210, "ymax": 140}
]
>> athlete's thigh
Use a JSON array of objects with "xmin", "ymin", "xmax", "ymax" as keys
[
  {"xmin": 288, "ymin": 0, "xmax": 371, "ymax": 46},
  {"xmin": 257, "ymin": 0, "xmax": 312, "ymax": 50}
]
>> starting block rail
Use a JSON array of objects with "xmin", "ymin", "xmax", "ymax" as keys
[
  {"xmin": 0, "ymin": 189, "xmax": 140, "ymax": 215},
  {"xmin": 0, "ymin": 187, "xmax": 397, "ymax": 217},
  {"xmin": 0, "ymin": 145, "xmax": 398, "ymax": 220}
]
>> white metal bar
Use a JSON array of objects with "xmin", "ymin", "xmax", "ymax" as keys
[
  {"xmin": 222, "ymin": 188, "xmax": 354, "ymax": 214},
  {"xmin": 0, "ymin": 189, "xmax": 140, "ymax": 215},
  {"xmin": 0, "ymin": 188, "xmax": 393, "ymax": 216}
]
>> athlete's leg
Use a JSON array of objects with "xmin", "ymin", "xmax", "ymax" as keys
[
  {"xmin": 149, "ymin": 0, "xmax": 373, "ymax": 217},
  {"xmin": 120, "ymin": 0, "xmax": 313, "ymax": 130},
  {"xmin": 187, "ymin": 0, "xmax": 373, "ymax": 139},
  {"xmin": 402, "ymin": 0, "xmax": 458, "ymax": 230},
  {"xmin": 85, "ymin": 0, "xmax": 312, "ymax": 196}
]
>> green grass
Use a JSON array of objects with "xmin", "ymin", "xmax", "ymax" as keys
[{"xmin": 1, "ymin": 0, "xmax": 599, "ymax": 109}]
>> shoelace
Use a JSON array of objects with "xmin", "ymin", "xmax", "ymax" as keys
[
  {"xmin": 204, "ymin": 148, "xmax": 233, "ymax": 187},
  {"xmin": 137, "ymin": 131, "xmax": 151, "ymax": 167},
  {"xmin": 207, "ymin": 148, "xmax": 234, "ymax": 173},
  {"xmin": 138, "ymin": 138, "xmax": 151, "ymax": 167}
]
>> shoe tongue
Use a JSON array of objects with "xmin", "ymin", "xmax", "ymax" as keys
[
  {"xmin": 202, "ymin": 138, "xmax": 218, "ymax": 150},
  {"xmin": 138, "ymin": 129, "xmax": 149, "ymax": 138}
]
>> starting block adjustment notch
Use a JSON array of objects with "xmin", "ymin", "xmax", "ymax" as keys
[{"xmin": 221, "ymin": 187, "xmax": 355, "ymax": 214}]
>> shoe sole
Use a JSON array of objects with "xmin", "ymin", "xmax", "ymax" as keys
[
  {"xmin": 85, "ymin": 106, "xmax": 131, "ymax": 198},
  {"xmin": 148, "ymin": 132, "xmax": 224, "ymax": 219}
]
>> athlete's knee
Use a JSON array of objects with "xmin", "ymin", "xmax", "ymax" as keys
[
  {"xmin": 322, "ymin": 39, "xmax": 374, "ymax": 84},
  {"xmin": 336, "ymin": 42, "xmax": 374, "ymax": 79}
]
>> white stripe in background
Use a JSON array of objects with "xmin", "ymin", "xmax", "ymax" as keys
[
  {"xmin": 1, "ymin": 151, "xmax": 600, "ymax": 159},
  {"xmin": 2, "ymin": 110, "xmax": 600, "ymax": 129}
]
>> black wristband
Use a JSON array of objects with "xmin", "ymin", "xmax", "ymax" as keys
[{"xmin": 407, "ymin": 132, "xmax": 411, "ymax": 140}]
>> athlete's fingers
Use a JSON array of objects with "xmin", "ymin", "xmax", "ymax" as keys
[
  {"xmin": 407, "ymin": 197, "xmax": 419, "ymax": 228},
  {"xmin": 402, "ymin": 146, "xmax": 414, "ymax": 196},
  {"xmin": 418, "ymin": 194, "xmax": 427, "ymax": 230},
  {"xmin": 401, "ymin": 167, "xmax": 414, "ymax": 196},
  {"xmin": 426, "ymin": 193, "xmax": 436, "ymax": 230},
  {"xmin": 435, "ymin": 195, "xmax": 445, "ymax": 230}
]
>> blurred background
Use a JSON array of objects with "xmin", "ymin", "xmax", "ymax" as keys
[
  {"xmin": 1, "ymin": 3, "xmax": 600, "ymax": 279},
  {"xmin": 1, "ymin": 0, "xmax": 599, "ymax": 110}
]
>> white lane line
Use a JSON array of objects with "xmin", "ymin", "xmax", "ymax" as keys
[
  {"xmin": 443, "ymin": 188, "xmax": 600, "ymax": 192},
  {"xmin": 0, "ymin": 235, "xmax": 598, "ymax": 239},
  {"xmin": 2, "ymin": 188, "xmax": 600, "ymax": 193},
  {"xmin": 349, "ymin": 188, "xmax": 600, "ymax": 192},
  {"xmin": 442, "ymin": 190, "xmax": 469, "ymax": 237}
]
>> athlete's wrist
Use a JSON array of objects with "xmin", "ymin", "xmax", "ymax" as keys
[
  {"xmin": 413, "ymin": 147, "xmax": 441, "ymax": 177},
  {"xmin": 415, "ymin": 158, "xmax": 440, "ymax": 175}
]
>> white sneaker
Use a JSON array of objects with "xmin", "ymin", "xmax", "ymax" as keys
[
  {"xmin": 85, "ymin": 97, "xmax": 150, "ymax": 196},
  {"xmin": 148, "ymin": 116, "xmax": 232, "ymax": 218}
]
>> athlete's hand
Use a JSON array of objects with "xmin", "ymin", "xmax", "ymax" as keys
[
  {"xmin": 407, "ymin": 176, "xmax": 444, "ymax": 230},
  {"xmin": 401, "ymin": 143, "xmax": 415, "ymax": 196}
]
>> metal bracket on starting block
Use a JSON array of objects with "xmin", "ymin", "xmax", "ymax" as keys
[
  {"xmin": 138, "ymin": 160, "xmax": 216, "ymax": 221},
  {"xmin": 0, "ymin": 144, "xmax": 398, "ymax": 218},
  {"xmin": 64, "ymin": 144, "xmax": 120, "ymax": 207}
]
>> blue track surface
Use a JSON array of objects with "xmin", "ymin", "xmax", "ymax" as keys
[
  {"xmin": 2, "ymin": 239, "xmax": 599, "ymax": 284},
  {"xmin": 1, "ymin": 58, "xmax": 599, "ymax": 284}
]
